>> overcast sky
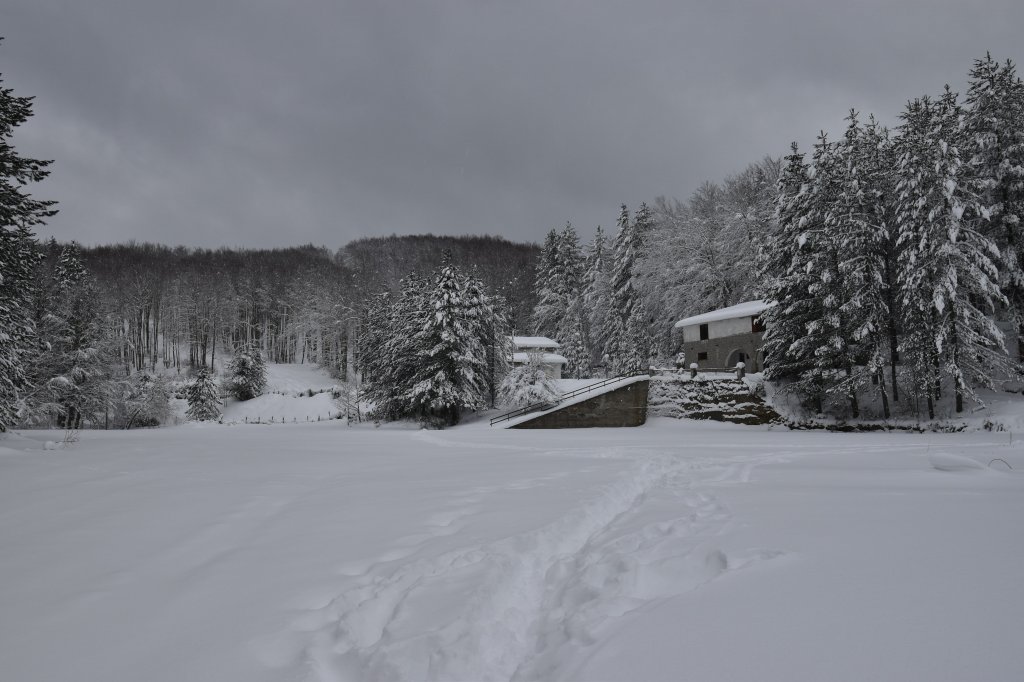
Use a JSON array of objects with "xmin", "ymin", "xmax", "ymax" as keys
[{"xmin": 3, "ymin": 1, "xmax": 1023, "ymax": 249}]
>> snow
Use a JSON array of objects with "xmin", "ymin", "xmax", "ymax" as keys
[
  {"xmin": 259, "ymin": 362, "xmax": 339, "ymax": 394},
  {"xmin": 511, "ymin": 352, "xmax": 567, "ymax": 365},
  {"xmin": 1, "ymin": 419, "xmax": 1023, "ymax": 682},
  {"xmin": 221, "ymin": 392, "xmax": 339, "ymax": 424},
  {"xmin": 511, "ymin": 336, "xmax": 560, "ymax": 349},
  {"xmin": 674, "ymin": 299, "xmax": 772, "ymax": 328}
]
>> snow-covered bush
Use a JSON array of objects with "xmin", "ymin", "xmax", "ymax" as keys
[
  {"xmin": 223, "ymin": 347, "xmax": 266, "ymax": 401},
  {"xmin": 186, "ymin": 368, "xmax": 221, "ymax": 421},
  {"xmin": 497, "ymin": 354, "xmax": 560, "ymax": 408},
  {"xmin": 114, "ymin": 372, "xmax": 172, "ymax": 428}
]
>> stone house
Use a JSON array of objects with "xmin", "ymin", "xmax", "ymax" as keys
[
  {"xmin": 674, "ymin": 300, "xmax": 770, "ymax": 372},
  {"xmin": 510, "ymin": 336, "xmax": 567, "ymax": 379}
]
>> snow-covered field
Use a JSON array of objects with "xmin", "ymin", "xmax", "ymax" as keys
[{"xmin": 2, "ymin": 418, "xmax": 1023, "ymax": 682}]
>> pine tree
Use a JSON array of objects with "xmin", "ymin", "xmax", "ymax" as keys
[
  {"xmin": 832, "ymin": 112, "xmax": 899, "ymax": 417},
  {"xmin": 623, "ymin": 299, "xmax": 653, "ymax": 374},
  {"xmin": 463, "ymin": 269, "xmax": 511, "ymax": 408},
  {"xmin": 359, "ymin": 276, "xmax": 425, "ymax": 420},
  {"xmin": 759, "ymin": 142, "xmax": 828, "ymax": 411},
  {"xmin": 406, "ymin": 255, "xmax": 489, "ymax": 426},
  {"xmin": 22, "ymin": 242, "xmax": 108, "ymax": 428},
  {"xmin": 799, "ymin": 133, "xmax": 865, "ymax": 417},
  {"xmin": 531, "ymin": 229, "xmax": 562, "ymax": 338},
  {"xmin": 604, "ymin": 204, "xmax": 649, "ymax": 374},
  {"xmin": 559, "ymin": 297, "xmax": 591, "ymax": 378},
  {"xmin": 896, "ymin": 89, "xmax": 1008, "ymax": 416},
  {"xmin": 964, "ymin": 54, "xmax": 1024, "ymax": 348},
  {"xmin": 224, "ymin": 344, "xmax": 267, "ymax": 400},
  {"xmin": 554, "ymin": 222, "xmax": 590, "ymax": 377},
  {"xmin": 0, "ymin": 38, "xmax": 57, "ymax": 431},
  {"xmin": 479, "ymin": 290, "xmax": 513, "ymax": 408},
  {"xmin": 186, "ymin": 367, "xmax": 222, "ymax": 421},
  {"xmin": 0, "ymin": 226, "xmax": 40, "ymax": 429},
  {"xmin": 583, "ymin": 226, "xmax": 612, "ymax": 364}
]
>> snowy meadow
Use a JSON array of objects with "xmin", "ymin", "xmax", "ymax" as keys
[{"xmin": 2, "ymin": 417, "xmax": 1023, "ymax": 682}]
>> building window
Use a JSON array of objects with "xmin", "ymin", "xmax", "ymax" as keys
[
  {"xmin": 699, "ymin": 323, "xmax": 709, "ymax": 340},
  {"xmin": 751, "ymin": 316, "xmax": 765, "ymax": 333},
  {"xmin": 697, "ymin": 351, "xmax": 708, "ymax": 361}
]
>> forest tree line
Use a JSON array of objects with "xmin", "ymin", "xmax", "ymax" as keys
[
  {"xmin": 524, "ymin": 54, "xmax": 1024, "ymax": 421},
  {"xmin": 4, "ymin": 46, "xmax": 1023, "ymax": 430}
]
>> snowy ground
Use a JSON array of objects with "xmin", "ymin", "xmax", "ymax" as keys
[
  {"xmin": 2, "ymin": 419, "xmax": 1023, "ymax": 682},
  {"xmin": 169, "ymin": 362, "xmax": 344, "ymax": 425}
]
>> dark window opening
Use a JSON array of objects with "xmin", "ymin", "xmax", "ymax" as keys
[
  {"xmin": 697, "ymin": 351, "xmax": 708, "ymax": 361},
  {"xmin": 699, "ymin": 323, "xmax": 709, "ymax": 340},
  {"xmin": 751, "ymin": 317, "xmax": 765, "ymax": 333}
]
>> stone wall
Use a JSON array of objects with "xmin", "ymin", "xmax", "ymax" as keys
[
  {"xmin": 510, "ymin": 380, "xmax": 649, "ymax": 429},
  {"xmin": 648, "ymin": 375, "xmax": 780, "ymax": 425}
]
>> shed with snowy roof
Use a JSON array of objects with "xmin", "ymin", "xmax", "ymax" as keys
[
  {"xmin": 510, "ymin": 336, "xmax": 567, "ymax": 379},
  {"xmin": 674, "ymin": 300, "xmax": 770, "ymax": 372}
]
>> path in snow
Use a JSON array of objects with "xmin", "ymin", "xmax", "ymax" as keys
[
  {"xmin": 2, "ymin": 420, "xmax": 1023, "ymax": 682},
  {"xmin": 286, "ymin": 434, "xmax": 790, "ymax": 682}
]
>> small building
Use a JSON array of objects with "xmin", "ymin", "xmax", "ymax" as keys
[
  {"xmin": 511, "ymin": 336, "xmax": 567, "ymax": 379},
  {"xmin": 674, "ymin": 300, "xmax": 770, "ymax": 372}
]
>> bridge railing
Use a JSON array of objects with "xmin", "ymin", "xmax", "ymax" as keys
[{"xmin": 488, "ymin": 372, "xmax": 648, "ymax": 427}]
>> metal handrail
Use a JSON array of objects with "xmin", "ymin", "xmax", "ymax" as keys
[{"xmin": 489, "ymin": 372, "xmax": 648, "ymax": 426}]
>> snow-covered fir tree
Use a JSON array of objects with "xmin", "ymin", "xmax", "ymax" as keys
[
  {"xmin": 583, "ymin": 226, "xmax": 613, "ymax": 365},
  {"xmin": 497, "ymin": 352, "xmax": 560, "ymax": 408},
  {"xmin": 0, "ymin": 42, "xmax": 57, "ymax": 431},
  {"xmin": 831, "ymin": 113, "xmax": 902, "ymax": 416},
  {"xmin": 359, "ymin": 277, "xmax": 424, "ymax": 420},
  {"xmin": 185, "ymin": 367, "xmax": 222, "ymax": 421},
  {"xmin": 224, "ymin": 344, "xmax": 267, "ymax": 400},
  {"xmin": 532, "ymin": 222, "xmax": 589, "ymax": 374},
  {"xmin": 896, "ymin": 89, "xmax": 1009, "ymax": 416},
  {"xmin": 0, "ymin": 225, "xmax": 40, "ymax": 430},
  {"xmin": 23, "ymin": 242, "xmax": 108, "ymax": 428},
  {"xmin": 558, "ymin": 300, "xmax": 591, "ymax": 378},
  {"xmin": 406, "ymin": 254, "xmax": 493, "ymax": 426},
  {"xmin": 553, "ymin": 223, "xmax": 590, "ymax": 378},
  {"xmin": 801, "ymin": 133, "xmax": 865, "ymax": 417},
  {"xmin": 603, "ymin": 204, "xmax": 650, "ymax": 374},
  {"xmin": 531, "ymin": 229, "xmax": 563, "ymax": 338},
  {"xmin": 476, "ymin": 286, "xmax": 513, "ymax": 409},
  {"xmin": 759, "ymin": 142, "xmax": 830, "ymax": 412},
  {"xmin": 963, "ymin": 54, "xmax": 1024, "ymax": 338}
]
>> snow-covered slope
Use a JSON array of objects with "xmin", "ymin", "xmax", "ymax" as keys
[
  {"xmin": 171, "ymin": 363, "xmax": 346, "ymax": 424},
  {"xmin": 1, "ymin": 421, "xmax": 1022, "ymax": 681}
]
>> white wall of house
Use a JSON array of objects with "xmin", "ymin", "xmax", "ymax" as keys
[{"xmin": 681, "ymin": 316, "xmax": 754, "ymax": 343}]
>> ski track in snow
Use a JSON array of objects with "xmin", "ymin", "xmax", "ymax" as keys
[{"xmin": 279, "ymin": 443, "xmax": 790, "ymax": 682}]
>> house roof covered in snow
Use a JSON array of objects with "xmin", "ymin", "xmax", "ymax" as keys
[
  {"xmin": 512, "ymin": 352, "xmax": 568, "ymax": 365},
  {"xmin": 511, "ymin": 336, "xmax": 560, "ymax": 349},
  {"xmin": 674, "ymin": 299, "xmax": 772, "ymax": 328}
]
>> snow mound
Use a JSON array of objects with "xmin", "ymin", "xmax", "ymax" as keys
[{"xmin": 928, "ymin": 452, "xmax": 987, "ymax": 472}]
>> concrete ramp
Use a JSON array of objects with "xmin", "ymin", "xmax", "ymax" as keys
[{"xmin": 505, "ymin": 376, "xmax": 649, "ymax": 429}]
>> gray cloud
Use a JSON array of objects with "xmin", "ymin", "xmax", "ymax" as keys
[{"xmin": 3, "ymin": 0, "xmax": 1023, "ymax": 248}]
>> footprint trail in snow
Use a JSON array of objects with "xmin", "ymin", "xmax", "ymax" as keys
[{"xmin": 280, "ymin": 445, "xmax": 787, "ymax": 682}]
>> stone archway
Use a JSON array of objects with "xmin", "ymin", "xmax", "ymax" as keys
[{"xmin": 725, "ymin": 348, "xmax": 747, "ymax": 369}]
